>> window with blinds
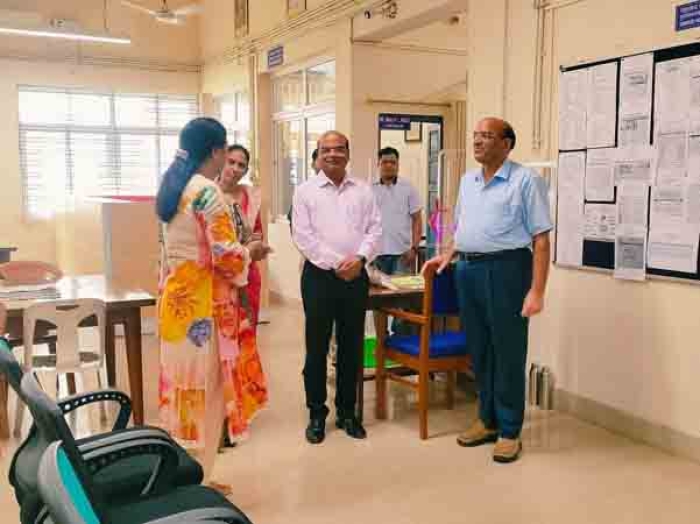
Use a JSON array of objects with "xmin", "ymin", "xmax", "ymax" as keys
[{"xmin": 18, "ymin": 86, "xmax": 198, "ymax": 219}]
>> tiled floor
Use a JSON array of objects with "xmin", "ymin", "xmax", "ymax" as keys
[{"xmin": 3, "ymin": 303, "xmax": 700, "ymax": 523}]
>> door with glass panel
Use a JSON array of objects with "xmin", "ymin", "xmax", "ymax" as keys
[{"xmin": 272, "ymin": 60, "xmax": 336, "ymax": 220}]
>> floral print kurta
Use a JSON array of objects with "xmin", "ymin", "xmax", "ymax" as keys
[{"xmin": 158, "ymin": 174, "xmax": 268, "ymax": 446}]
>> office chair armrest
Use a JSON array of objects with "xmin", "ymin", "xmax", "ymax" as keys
[
  {"xmin": 80, "ymin": 430, "xmax": 179, "ymax": 495},
  {"xmin": 381, "ymin": 307, "xmax": 427, "ymax": 325},
  {"xmin": 152, "ymin": 506, "xmax": 254, "ymax": 524},
  {"xmin": 58, "ymin": 389, "xmax": 132, "ymax": 430}
]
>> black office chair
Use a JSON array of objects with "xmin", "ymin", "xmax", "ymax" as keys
[
  {"xmin": 23, "ymin": 372, "xmax": 253, "ymax": 524},
  {"xmin": 0, "ymin": 339, "xmax": 204, "ymax": 524}
]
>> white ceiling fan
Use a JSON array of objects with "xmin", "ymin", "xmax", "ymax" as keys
[{"xmin": 121, "ymin": 0, "xmax": 201, "ymax": 25}]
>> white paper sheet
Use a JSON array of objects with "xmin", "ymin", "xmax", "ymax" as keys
[
  {"xmin": 556, "ymin": 195, "xmax": 584, "ymax": 267},
  {"xmin": 689, "ymin": 56, "xmax": 700, "ymax": 135},
  {"xmin": 558, "ymin": 151, "xmax": 586, "ymax": 194},
  {"xmin": 618, "ymin": 54, "xmax": 653, "ymax": 146},
  {"xmin": 654, "ymin": 132, "xmax": 688, "ymax": 183},
  {"xmin": 647, "ymin": 226, "xmax": 700, "ymax": 273},
  {"xmin": 614, "ymin": 226, "xmax": 648, "ymax": 281},
  {"xmin": 584, "ymin": 203, "xmax": 616, "ymax": 241},
  {"xmin": 619, "ymin": 114, "xmax": 652, "ymax": 148},
  {"xmin": 585, "ymin": 148, "xmax": 616, "ymax": 201},
  {"xmin": 555, "ymin": 152, "xmax": 586, "ymax": 266},
  {"xmin": 650, "ymin": 185, "xmax": 684, "ymax": 228},
  {"xmin": 559, "ymin": 69, "xmax": 588, "ymax": 151},
  {"xmin": 617, "ymin": 181, "xmax": 649, "ymax": 228},
  {"xmin": 614, "ymin": 146, "xmax": 653, "ymax": 185},
  {"xmin": 687, "ymin": 135, "xmax": 700, "ymax": 182},
  {"xmin": 655, "ymin": 58, "xmax": 691, "ymax": 136},
  {"xmin": 685, "ymin": 182, "xmax": 700, "ymax": 225},
  {"xmin": 587, "ymin": 62, "xmax": 618, "ymax": 149}
]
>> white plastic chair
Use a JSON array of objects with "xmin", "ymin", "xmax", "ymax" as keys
[{"xmin": 15, "ymin": 298, "xmax": 107, "ymax": 437}]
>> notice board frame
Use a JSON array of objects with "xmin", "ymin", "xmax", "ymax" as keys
[{"xmin": 555, "ymin": 41, "xmax": 700, "ymax": 284}]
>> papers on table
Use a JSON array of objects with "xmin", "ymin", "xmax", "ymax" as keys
[{"xmin": 0, "ymin": 283, "xmax": 60, "ymax": 301}]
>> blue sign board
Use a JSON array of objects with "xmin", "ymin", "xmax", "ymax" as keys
[
  {"xmin": 378, "ymin": 113, "xmax": 444, "ymax": 130},
  {"xmin": 268, "ymin": 46, "xmax": 284, "ymax": 68},
  {"xmin": 378, "ymin": 114, "xmax": 412, "ymax": 130},
  {"xmin": 676, "ymin": 1, "xmax": 700, "ymax": 31}
]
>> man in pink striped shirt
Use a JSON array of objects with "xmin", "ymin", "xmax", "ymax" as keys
[{"xmin": 292, "ymin": 131, "xmax": 382, "ymax": 444}]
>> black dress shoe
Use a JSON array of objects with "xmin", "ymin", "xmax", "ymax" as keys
[
  {"xmin": 335, "ymin": 417, "xmax": 367, "ymax": 439},
  {"xmin": 306, "ymin": 418, "xmax": 326, "ymax": 444}
]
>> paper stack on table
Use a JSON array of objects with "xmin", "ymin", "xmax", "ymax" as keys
[
  {"xmin": 0, "ymin": 283, "xmax": 60, "ymax": 300},
  {"xmin": 388, "ymin": 275, "xmax": 424, "ymax": 290}
]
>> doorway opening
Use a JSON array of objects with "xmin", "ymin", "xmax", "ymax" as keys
[{"xmin": 378, "ymin": 113, "xmax": 444, "ymax": 255}]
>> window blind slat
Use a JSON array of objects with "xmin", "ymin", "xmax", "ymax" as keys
[{"xmin": 18, "ymin": 87, "xmax": 198, "ymax": 218}]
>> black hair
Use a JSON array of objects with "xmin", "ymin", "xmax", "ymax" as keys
[
  {"xmin": 311, "ymin": 148, "xmax": 318, "ymax": 162},
  {"xmin": 156, "ymin": 117, "xmax": 227, "ymax": 223},
  {"xmin": 378, "ymin": 146, "xmax": 400, "ymax": 160},
  {"xmin": 227, "ymin": 144, "xmax": 251, "ymax": 165},
  {"xmin": 502, "ymin": 122, "xmax": 517, "ymax": 150}
]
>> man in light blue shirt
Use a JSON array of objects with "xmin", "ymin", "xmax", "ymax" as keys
[
  {"xmin": 372, "ymin": 147, "xmax": 423, "ymax": 335},
  {"xmin": 372, "ymin": 147, "xmax": 423, "ymax": 276},
  {"xmin": 425, "ymin": 117, "xmax": 552, "ymax": 463}
]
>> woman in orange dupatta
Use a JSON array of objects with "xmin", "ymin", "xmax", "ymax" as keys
[{"xmin": 156, "ymin": 118, "xmax": 268, "ymax": 494}]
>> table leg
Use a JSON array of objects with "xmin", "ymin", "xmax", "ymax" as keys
[
  {"xmin": 123, "ymin": 309, "xmax": 144, "ymax": 426},
  {"xmin": 105, "ymin": 319, "xmax": 116, "ymax": 387},
  {"xmin": 67, "ymin": 374, "xmax": 77, "ymax": 395},
  {"xmin": 0, "ymin": 376, "xmax": 9, "ymax": 439},
  {"xmin": 356, "ymin": 340, "xmax": 364, "ymax": 423},
  {"xmin": 375, "ymin": 311, "xmax": 388, "ymax": 420}
]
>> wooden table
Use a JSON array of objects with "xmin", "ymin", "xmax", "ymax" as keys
[
  {"xmin": 0, "ymin": 275, "xmax": 155, "ymax": 438},
  {"xmin": 356, "ymin": 285, "xmax": 424, "ymax": 422}
]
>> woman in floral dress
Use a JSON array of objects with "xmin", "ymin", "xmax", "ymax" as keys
[
  {"xmin": 156, "ymin": 118, "xmax": 268, "ymax": 494},
  {"xmin": 217, "ymin": 144, "xmax": 270, "ymax": 331}
]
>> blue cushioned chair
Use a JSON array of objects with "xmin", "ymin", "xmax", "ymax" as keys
[{"xmin": 375, "ymin": 263, "xmax": 472, "ymax": 439}]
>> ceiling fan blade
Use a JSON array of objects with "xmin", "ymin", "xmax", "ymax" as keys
[
  {"xmin": 121, "ymin": 0, "xmax": 157, "ymax": 16},
  {"xmin": 173, "ymin": 4, "xmax": 202, "ymax": 16}
]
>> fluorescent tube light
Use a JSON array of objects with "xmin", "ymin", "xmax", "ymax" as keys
[{"xmin": 0, "ymin": 26, "xmax": 131, "ymax": 44}]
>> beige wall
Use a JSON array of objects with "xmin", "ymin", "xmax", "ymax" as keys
[
  {"xmin": 351, "ymin": 43, "xmax": 464, "ymax": 184},
  {"xmin": 0, "ymin": 0, "xmax": 200, "ymax": 273},
  {"xmin": 467, "ymin": 0, "xmax": 700, "ymax": 438}
]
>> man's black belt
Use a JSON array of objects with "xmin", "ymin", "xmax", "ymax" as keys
[{"xmin": 457, "ymin": 247, "xmax": 530, "ymax": 262}]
